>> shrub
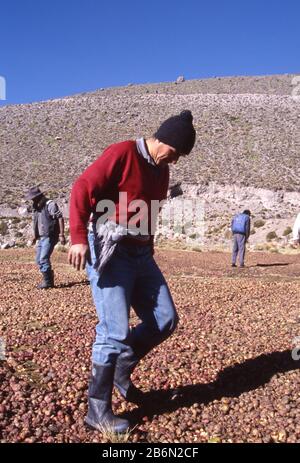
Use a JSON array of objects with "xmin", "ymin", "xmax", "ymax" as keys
[
  {"xmin": 11, "ymin": 217, "xmax": 22, "ymax": 224},
  {"xmin": 254, "ymin": 219, "xmax": 265, "ymax": 228},
  {"xmin": 254, "ymin": 244, "xmax": 265, "ymax": 251},
  {"xmin": 192, "ymin": 246, "xmax": 202, "ymax": 252},
  {"xmin": 55, "ymin": 245, "xmax": 68, "ymax": 253},
  {"xmin": 174, "ymin": 225, "xmax": 184, "ymax": 234},
  {"xmin": 225, "ymin": 230, "xmax": 232, "ymax": 240},
  {"xmin": 266, "ymin": 231, "xmax": 278, "ymax": 241},
  {"xmin": 0, "ymin": 221, "xmax": 8, "ymax": 236},
  {"xmin": 283, "ymin": 227, "xmax": 292, "ymax": 236}
]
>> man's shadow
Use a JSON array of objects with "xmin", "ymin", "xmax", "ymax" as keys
[
  {"xmin": 123, "ymin": 350, "xmax": 299, "ymax": 426},
  {"xmin": 55, "ymin": 280, "xmax": 90, "ymax": 288},
  {"xmin": 256, "ymin": 263, "xmax": 290, "ymax": 268}
]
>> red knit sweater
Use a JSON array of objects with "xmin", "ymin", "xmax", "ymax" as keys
[{"xmin": 69, "ymin": 140, "xmax": 169, "ymax": 245}]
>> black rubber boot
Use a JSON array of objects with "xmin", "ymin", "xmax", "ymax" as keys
[
  {"xmin": 37, "ymin": 270, "xmax": 54, "ymax": 289},
  {"xmin": 49, "ymin": 270, "xmax": 54, "ymax": 287},
  {"xmin": 113, "ymin": 336, "xmax": 156, "ymax": 405},
  {"xmin": 85, "ymin": 363, "xmax": 130, "ymax": 433},
  {"xmin": 114, "ymin": 330, "xmax": 175, "ymax": 404},
  {"xmin": 114, "ymin": 349, "xmax": 146, "ymax": 404}
]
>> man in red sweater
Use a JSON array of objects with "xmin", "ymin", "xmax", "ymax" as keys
[{"xmin": 68, "ymin": 110, "xmax": 196, "ymax": 432}]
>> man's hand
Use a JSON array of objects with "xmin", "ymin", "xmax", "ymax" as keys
[
  {"xmin": 68, "ymin": 244, "xmax": 90, "ymax": 271},
  {"xmin": 30, "ymin": 238, "xmax": 37, "ymax": 246},
  {"xmin": 59, "ymin": 234, "xmax": 66, "ymax": 246}
]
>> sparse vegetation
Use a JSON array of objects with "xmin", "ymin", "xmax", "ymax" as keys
[
  {"xmin": 0, "ymin": 220, "xmax": 8, "ymax": 236},
  {"xmin": 266, "ymin": 231, "xmax": 278, "ymax": 241},
  {"xmin": 254, "ymin": 219, "xmax": 266, "ymax": 228},
  {"xmin": 98, "ymin": 424, "xmax": 135, "ymax": 443},
  {"xmin": 270, "ymin": 248, "xmax": 279, "ymax": 253},
  {"xmin": 283, "ymin": 227, "xmax": 292, "ymax": 236},
  {"xmin": 11, "ymin": 217, "xmax": 21, "ymax": 224},
  {"xmin": 55, "ymin": 245, "xmax": 68, "ymax": 253},
  {"xmin": 224, "ymin": 230, "xmax": 232, "ymax": 240},
  {"xmin": 191, "ymin": 246, "xmax": 202, "ymax": 252}
]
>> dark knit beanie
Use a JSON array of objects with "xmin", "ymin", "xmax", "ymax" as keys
[{"xmin": 154, "ymin": 110, "xmax": 196, "ymax": 154}]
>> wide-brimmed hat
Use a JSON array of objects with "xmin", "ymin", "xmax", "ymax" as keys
[{"xmin": 25, "ymin": 186, "xmax": 44, "ymax": 201}]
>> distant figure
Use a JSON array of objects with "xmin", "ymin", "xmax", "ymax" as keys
[
  {"xmin": 231, "ymin": 210, "xmax": 251, "ymax": 268},
  {"xmin": 25, "ymin": 186, "xmax": 66, "ymax": 288},
  {"xmin": 292, "ymin": 213, "xmax": 300, "ymax": 246}
]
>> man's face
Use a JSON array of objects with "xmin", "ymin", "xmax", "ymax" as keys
[{"xmin": 155, "ymin": 141, "xmax": 185, "ymax": 166}]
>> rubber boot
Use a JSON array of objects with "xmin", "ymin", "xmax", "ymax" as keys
[
  {"xmin": 114, "ymin": 336, "xmax": 156, "ymax": 405},
  {"xmin": 49, "ymin": 270, "xmax": 54, "ymax": 287},
  {"xmin": 114, "ymin": 329, "xmax": 175, "ymax": 404},
  {"xmin": 85, "ymin": 363, "xmax": 130, "ymax": 433},
  {"xmin": 114, "ymin": 348, "xmax": 146, "ymax": 404},
  {"xmin": 37, "ymin": 270, "xmax": 54, "ymax": 289}
]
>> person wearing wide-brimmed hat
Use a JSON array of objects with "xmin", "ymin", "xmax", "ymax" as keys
[
  {"xmin": 68, "ymin": 110, "xmax": 196, "ymax": 433},
  {"xmin": 25, "ymin": 186, "xmax": 66, "ymax": 288}
]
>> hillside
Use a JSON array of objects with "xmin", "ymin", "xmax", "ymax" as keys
[
  {"xmin": 0, "ymin": 74, "xmax": 300, "ymax": 251},
  {"xmin": 0, "ymin": 74, "xmax": 300, "ymax": 210}
]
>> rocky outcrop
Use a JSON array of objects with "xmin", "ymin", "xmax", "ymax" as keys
[{"xmin": 0, "ymin": 182, "xmax": 299, "ymax": 251}]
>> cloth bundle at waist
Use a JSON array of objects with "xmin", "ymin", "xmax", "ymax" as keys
[{"xmin": 93, "ymin": 220, "xmax": 151, "ymax": 274}]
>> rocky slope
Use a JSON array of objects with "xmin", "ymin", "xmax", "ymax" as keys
[{"xmin": 0, "ymin": 74, "xmax": 299, "ymax": 249}]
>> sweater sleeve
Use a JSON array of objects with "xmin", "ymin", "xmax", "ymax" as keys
[{"xmin": 69, "ymin": 145, "xmax": 125, "ymax": 245}]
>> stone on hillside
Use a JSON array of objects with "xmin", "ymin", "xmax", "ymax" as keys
[
  {"xmin": 176, "ymin": 76, "xmax": 185, "ymax": 83},
  {"xmin": 18, "ymin": 206, "xmax": 29, "ymax": 217}
]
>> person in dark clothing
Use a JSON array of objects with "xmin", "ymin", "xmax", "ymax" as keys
[
  {"xmin": 25, "ymin": 186, "xmax": 66, "ymax": 288},
  {"xmin": 68, "ymin": 110, "xmax": 196, "ymax": 433},
  {"xmin": 231, "ymin": 209, "xmax": 251, "ymax": 268}
]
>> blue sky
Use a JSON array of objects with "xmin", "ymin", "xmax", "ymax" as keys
[{"xmin": 0, "ymin": 0, "xmax": 299, "ymax": 105}]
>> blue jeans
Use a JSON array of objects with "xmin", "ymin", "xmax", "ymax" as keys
[
  {"xmin": 86, "ymin": 231, "xmax": 179, "ymax": 365},
  {"xmin": 35, "ymin": 236, "xmax": 56, "ymax": 273}
]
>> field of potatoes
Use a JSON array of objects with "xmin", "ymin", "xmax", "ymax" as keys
[{"xmin": 0, "ymin": 248, "xmax": 300, "ymax": 443}]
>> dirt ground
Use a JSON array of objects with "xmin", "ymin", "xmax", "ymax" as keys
[{"xmin": 0, "ymin": 247, "xmax": 300, "ymax": 443}]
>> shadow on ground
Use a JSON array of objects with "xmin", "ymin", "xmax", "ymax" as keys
[
  {"xmin": 55, "ymin": 280, "xmax": 90, "ymax": 289},
  {"xmin": 124, "ymin": 350, "xmax": 300, "ymax": 427},
  {"xmin": 256, "ymin": 263, "xmax": 290, "ymax": 268}
]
